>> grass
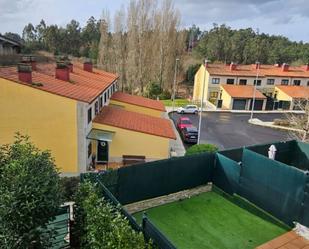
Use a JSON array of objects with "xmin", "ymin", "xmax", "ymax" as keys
[
  {"xmin": 134, "ymin": 191, "xmax": 288, "ymax": 249},
  {"xmin": 161, "ymin": 98, "xmax": 191, "ymax": 107}
]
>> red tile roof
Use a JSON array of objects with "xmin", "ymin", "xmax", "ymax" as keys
[
  {"xmin": 205, "ymin": 64, "xmax": 309, "ymax": 78},
  {"xmin": 221, "ymin": 85, "xmax": 266, "ymax": 99},
  {"xmin": 276, "ymin": 85, "xmax": 309, "ymax": 98},
  {"xmin": 111, "ymin": 92, "xmax": 166, "ymax": 112},
  {"xmin": 93, "ymin": 106, "xmax": 176, "ymax": 139},
  {"xmin": 0, "ymin": 63, "xmax": 118, "ymax": 103}
]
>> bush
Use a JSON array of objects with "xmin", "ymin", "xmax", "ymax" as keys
[
  {"xmin": 73, "ymin": 181, "xmax": 152, "ymax": 249},
  {"xmin": 60, "ymin": 176, "xmax": 80, "ymax": 202},
  {"xmin": 159, "ymin": 90, "xmax": 172, "ymax": 100},
  {"xmin": 146, "ymin": 82, "xmax": 162, "ymax": 99},
  {"xmin": 0, "ymin": 134, "xmax": 62, "ymax": 248},
  {"xmin": 185, "ymin": 143, "xmax": 219, "ymax": 156},
  {"xmin": 273, "ymin": 119, "xmax": 291, "ymax": 127}
]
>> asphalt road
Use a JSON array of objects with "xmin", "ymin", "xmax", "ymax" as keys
[{"xmin": 170, "ymin": 112, "xmax": 291, "ymax": 150}]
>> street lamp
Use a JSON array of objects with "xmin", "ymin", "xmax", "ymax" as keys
[
  {"xmin": 250, "ymin": 62, "xmax": 260, "ymax": 120},
  {"xmin": 197, "ymin": 59, "xmax": 208, "ymax": 145},
  {"xmin": 172, "ymin": 58, "xmax": 180, "ymax": 117}
]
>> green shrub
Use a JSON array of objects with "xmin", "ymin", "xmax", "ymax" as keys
[
  {"xmin": 146, "ymin": 82, "xmax": 162, "ymax": 99},
  {"xmin": 60, "ymin": 176, "xmax": 80, "ymax": 202},
  {"xmin": 0, "ymin": 134, "xmax": 62, "ymax": 248},
  {"xmin": 73, "ymin": 181, "xmax": 152, "ymax": 249},
  {"xmin": 159, "ymin": 90, "xmax": 172, "ymax": 100},
  {"xmin": 185, "ymin": 143, "xmax": 219, "ymax": 156}
]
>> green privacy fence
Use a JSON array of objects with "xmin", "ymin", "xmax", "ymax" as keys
[
  {"xmin": 239, "ymin": 149, "xmax": 308, "ymax": 226},
  {"xmin": 82, "ymin": 152, "xmax": 215, "ymax": 205},
  {"xmin": 215, "ymin": 144, "xmax": 309, "ymax": 227}
]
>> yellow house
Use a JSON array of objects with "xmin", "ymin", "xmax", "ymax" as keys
[
  {"xmin": 89, "ymin": 106, "xmax": 175, "ymax": 164},
  {"xmin": 275, "ymin": 86, "xmax": 309, "ymax": 110},
  {"xmin": 220, "ymin": 85, "xmax": 267, "ymax": 110},
  {"xmin": 0, "ymin": 61, "xmax": 118, "ymax": 176},
  {"xmin": 193, "ymin": 62, "xmax": 309, "ymax": 110},
  {"xmin": 0, "ymin": 59, "xmax": 175, "ymax": 175}
]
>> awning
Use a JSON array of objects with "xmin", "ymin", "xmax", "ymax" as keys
[{"xmin": 87, "ymin": 129, "xmax": 114, "ymax": 142}]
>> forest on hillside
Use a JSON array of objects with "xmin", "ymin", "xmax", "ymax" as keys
[{"xmin": 2, "ymin": 0, "xmax": 309, "ymax": 94}]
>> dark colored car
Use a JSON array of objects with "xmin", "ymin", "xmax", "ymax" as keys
[{"xmin": 181, "ymin": 126, "xmax": 198, "ymax": 144}]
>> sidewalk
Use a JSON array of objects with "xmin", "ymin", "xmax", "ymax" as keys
[
  {"xmin": 249, "ymin": 118, "xmax": 304, "ymax": 133},
  {"xmin": 163, "ymin": 111, "xmax": 186, "ymax": 157}
]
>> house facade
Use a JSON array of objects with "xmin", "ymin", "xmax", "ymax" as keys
[
  {"xmin": 193, "ymin": 62, "xmax": 309, "ymax": 110},
  {"xmin": 0, "ymin": 34, "xmax": 21, "ymax": 55},
  {"xmin": 0, "ymin": 60, "xmax": 175, "ymax": 175}
]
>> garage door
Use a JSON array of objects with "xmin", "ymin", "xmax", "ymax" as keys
[
  {"xmin": 250, "ymin": 99, "xmax": 263, "ymax": 110},
  {"xmin": 232, "ymin": 99, "xmax": 246, "ymax": 110}
]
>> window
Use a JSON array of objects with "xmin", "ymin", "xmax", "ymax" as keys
[
  {"xmin": 281, "ymin": 79, "xmax": 289, "ymax": 85},
  {"xmin": 212, "ymin": 78, "xmax": 220, "ymax": 84},
  {"xmin": 267, "ymin": 79, "xmax": 275, "ymax": 85},
  {"xmin": 293, "ymin": 80, "xmax": 301, "ymax": 86},
  {"xmin": 88, "ymin": 142, "xmax": 92, "ymax": 158},
  {"xmin": 113, "ymin": 84, "xmax": 116, "ymax": 92},
  {"xmin": 253, "ymin": 80, "xmax": 262, "ymax": 86},
  {"xmin": 239, "ymin": 79, "xmax": 247, "ymax": 85},
  {"xmin": 87, "ymin": 108, "xmax": 92, "ymax": 124},
  {"xmin": 95, "ymin": 101, "xmax": 99, "ymax": 115},
  {"xmin": 226, "ymin": 79, "xmax": 235, "ymax": 85},
  {"xmin": 210, "ymin": 92, "xmax": 218, "ymax": 98},
  {"xmin": 307, "ymin": 81, "xmax": 309, "ymax": 86},
  {"xmin": 99, "ymin": 96, "xmax": 103, "ymax": 108},
  {"xmin": 104, "ymin": 92, "xmax": 107, "ymax": 103}
]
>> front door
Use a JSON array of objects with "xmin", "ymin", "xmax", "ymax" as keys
[{"xmin": 97, "ymin": 140, "xmax": 108, "ymax": 162}]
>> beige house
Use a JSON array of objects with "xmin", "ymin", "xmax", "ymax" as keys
[
  {"xmin": 193, "ymin": 62, "xmax": 309, "ymax": 110},
  {"xmin": 274, "ymin": 86, "xmax": 309, "ymax": 110}
]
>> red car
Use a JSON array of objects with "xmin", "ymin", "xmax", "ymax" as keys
[{"xmin": 177, "ymin": 117, "xmax": 193, "ymax": 130}]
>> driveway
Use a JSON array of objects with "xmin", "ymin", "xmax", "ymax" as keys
[{"xmin": 169, "ymin": 112, "xmax": 291, "ymax": 150}]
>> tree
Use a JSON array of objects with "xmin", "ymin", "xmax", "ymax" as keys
[
  {"xmin": 74, "ymin": 181, "xmax": 151, "ymax": 249},
  {"xmin": 185, "ymin": 143, "xmax": 219, "ymax": 156},
  {"xmin": 0, "ymin": 134, "xmax": 62, "ymax": 248}
]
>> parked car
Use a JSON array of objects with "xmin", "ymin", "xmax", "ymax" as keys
[
  {"xmin": 177, "ymin": 105, "xmax": 198, "ymax": 114},
  {"xmin": 180, "ymin": 126, "xmax": 198, "ymax": 144},
  {"xmin": 177, "ymin": 117, "xmax": 193, "ymax": 130}
]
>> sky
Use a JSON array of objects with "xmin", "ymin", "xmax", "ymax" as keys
[{"xmin": 0, "ymin": 0, "xmax": 309, "ymax": 42}]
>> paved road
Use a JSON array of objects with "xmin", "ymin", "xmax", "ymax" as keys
[{"xmin": 170, "ymin": 112, "xmax": 291, "ymax": 150}]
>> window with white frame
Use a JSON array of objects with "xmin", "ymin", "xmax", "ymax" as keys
[
  {"xmin": 267, "ymin": 79, "xmax": 275, "ymax": 85},
  {"xmin": 95, "ymin": 101, "xmax": 99, "ymax": 115},
  {"xmin": 281, "ymin": 79, "xmax": 289, "ymax": 85},
  {"xmin": 212, "ymin": 78, "xmax": 220, "ymax": 84},
  {"xmin": 87, "ymin": 107, "xmax": 92, "ymax": 124},
  {"xmin": 293, "ymin": 80, "xmax": 301, "ymax": 86}
]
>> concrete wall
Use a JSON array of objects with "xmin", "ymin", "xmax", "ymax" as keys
[
  {"xmin": 0, "ymin": 78, "xmax": 79, "ymax": 174},
  {"xmin": 92, "ymin": 122, "xmax": 170, "ymax": 161}
]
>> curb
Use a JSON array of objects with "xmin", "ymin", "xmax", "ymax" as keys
[{"xmin": 248, "ymin": 119, "xmax": 304, "ymax": 133}]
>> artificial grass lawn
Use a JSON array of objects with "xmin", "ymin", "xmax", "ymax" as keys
[
  {"xmin": 134, "ymin": 191, "xmax": 288, "ymax": 249},
  {"xmin": 161, "ymin": 99, "xmax": 190, "ymax": 107}
]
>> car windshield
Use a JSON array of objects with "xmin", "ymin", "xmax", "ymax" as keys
[
  {"xmin": 181, "ymin": 120, "xmax": 192, "ymax": 124},
  {"xmin": 186, "ymin": 127, "xmax": 198, "ymax": 132}
]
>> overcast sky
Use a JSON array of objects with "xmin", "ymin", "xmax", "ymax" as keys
[{"xmin": 0, "ymin": 0, "xmax": 309, "ymax": 42}]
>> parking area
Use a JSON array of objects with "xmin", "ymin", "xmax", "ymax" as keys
[{"xmin": 170, "ymin": 112, "xmax": 290, "ymax": 150}]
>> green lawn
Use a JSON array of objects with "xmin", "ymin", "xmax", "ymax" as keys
[
  {"xmin": 161, "ymin": 99, "xmax": 191, "ymax": 107},
  {"xmin": 134, "ymin": 191, "xmax": 288, "ymax": 249}
]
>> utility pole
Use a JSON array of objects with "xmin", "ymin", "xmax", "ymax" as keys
[
  {"xmin": 172, "ymin": 58, "xmax": 179, "ymax": 117},
  {"xmin": 198, "ymin": 59, "xmax": 208, "ymax": 145},
  {"xmin": 250, "ymin": 63, "xmax": 260, "ymax": 120}
]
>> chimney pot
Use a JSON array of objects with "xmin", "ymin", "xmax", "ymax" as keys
[
  {"xmin": 17, "ymin": 63, "xmax": 32, "ymax": 83},
  {"xmin": 204, "ymin": 59, "xmax": 210, "ymax": 68},
  {"xmin": 55, "ymin": 62, "xmax": 70, "ymax": 81},
  {"xmin": 83, "ymin": 61, "xmax": 93, "ymax": 72},
  {"xmin": 282, "ymin": 63, "xmax": 289, "ymax": 72},
  {"xmin": 21, "ymin": 55, "xmax": 37, "ymax": 70},
  {"xmin": 303, "ymin": 64, "xmax": 309, "ymax": 71},
  {"xmin": 230, "ymin": 62, "xmax": 237, "ymax": 71}
]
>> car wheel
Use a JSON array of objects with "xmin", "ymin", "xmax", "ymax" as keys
[
  {"xmin": 181, "ymin": 110, "xmax": 184, "ymax": 114},
  {"xmin": 194, "ymin": 110, "xmax": 198, "ymax": 114}
]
